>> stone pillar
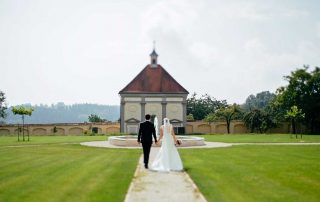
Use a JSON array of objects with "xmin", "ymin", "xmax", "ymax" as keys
[
  {"xmin": 182, "ymin": 96, "xmax": 187, "ymax": 127},
  {"xmin": 141, "ymin": 97, "xmax": 146, "ymax": 121},
  {"xmin": 161, "ymin": 98, "xmax": 167, "ymax": 124},
  {"xmin": 120, "ymin": 97, "xmax": 125, "ymax": 132}
]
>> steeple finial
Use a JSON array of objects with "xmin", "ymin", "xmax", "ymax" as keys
[{"xmin": 150, "ymin": 41, "xmax": 158, "ymax": 67}]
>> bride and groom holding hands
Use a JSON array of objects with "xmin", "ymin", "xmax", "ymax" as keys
[{"xmin": 137, "ymin": 114, "xmax": 183, "ymax": 171}]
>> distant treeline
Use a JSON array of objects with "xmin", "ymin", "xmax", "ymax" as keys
[{"xmin": 1, "ymin": 102, "xmax": 120, "ymax": 124}]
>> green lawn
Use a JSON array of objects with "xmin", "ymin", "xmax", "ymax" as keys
[
  {"xmin": 0, "ymin": 135, "xmax": 108, "ymax": 146},
  {"xmin": 1, "ymin": 135, "xmax": 320, "ymax": 201},
  {"xmin": 0, "ymin": 140, "xmax": 140, "ymax": 202},
  {"xmin": 2, "ymin": 134, "xmax": 319, "ymax": 146},
  {"xmin": 180, "ymin": 145, "xmax": 320, "ymax": 202},
  {"xmin": 198, "ymin": 134, "xmax": 320, "ymax": 143}
]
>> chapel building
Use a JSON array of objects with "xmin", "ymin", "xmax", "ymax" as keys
[{"xmin": 119, "ymin": 49, "xmax": 189, "ymax": 133}]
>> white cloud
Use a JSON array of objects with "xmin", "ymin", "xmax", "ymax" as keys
[
  {"xmin": 141, "ymin": 0, "xmax": 201, "ymax": 33},
  {"xmin": 244, "ymin": 38, "xmax": 267, "ymax": 55},
  {"xmin": 317, "ymin": 22, "xmax": 320, "ymax": 39},
  {"xmin": 1, "ymin": 0, "xmax": 320, "ymax": 106},
  {"xmin": 188, "ymin": 42, "xmax": 219, "ymax": 67},
  {"xmin": 223, "ymin": 3, "xmax": 271, "ymax": 21},
  {"xmin": 281, "ymin": 8, "xmax": 310, "ymax": 18}
]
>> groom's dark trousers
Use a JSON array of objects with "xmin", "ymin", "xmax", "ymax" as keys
[{"xmin": 138, "ymin": 120, "xmax": 157, "ymax": 166}]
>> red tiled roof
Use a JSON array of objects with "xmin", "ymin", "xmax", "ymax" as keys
[{"xmin": 119, "ymin": 65, "xmax": 189, "ymax": 94}]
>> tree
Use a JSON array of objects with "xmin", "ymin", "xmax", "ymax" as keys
[
  {"xmin": 243, "ymin": 109, "xmax": 277, "ymax": 133},
  {"xmin": 186, "ymin": 114, "xmax": 195, "ymax": 122},
  {"xmin": 241, "ymin": 91, "xmax": 279, "ymax": 133},
  {"xmin": 53, "ymin": 126, "xmax": 58, "ymax": 134},
  {"xmin": 285, "ymin": 105, "xmax": 305, "ymax": 136},
  {"xmin": 275, "ymin": 66, "xmax": 320, "ymax": 133},
  {"xmin": 12, "ymin": 106, "xmax": 34, "ymax": 141},
  {"xmin": 206, "ymin": 104, "xmax": 242, "ymax": 134},
  {"xmin": 88, "ymin": 114, "xmax": 105, "ymax": 122},
  {"xmin": 187, "ymin": 93, "xmax": 227, "ymax": 120},
  {"xmin": 242, "ymin": 91, "xmax": 276, "ymax": 112},
  {"xmin": 203, "ymin": 112, "xmax": 215, "ymax": 125},
  {"xmin": 0, "ymin": 90, "xmax": 7, "ymax": 119},
  {"xmin": 243, "ymin": 109, "xmax": 262, "ymax": 133}
]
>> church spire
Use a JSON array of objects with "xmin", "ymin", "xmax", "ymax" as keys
[{"xmin": 150, "ymin": 41, "xmax": 158, "ymax": 68}]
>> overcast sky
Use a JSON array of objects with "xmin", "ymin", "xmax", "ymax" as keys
[{"xmin": 1, "ymin": 0, "xmax": 320, "ymax": 106}]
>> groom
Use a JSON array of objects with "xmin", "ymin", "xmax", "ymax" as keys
[{"xmin": 138, "ymin": 114, "xmax": 157, "ymax": 169}]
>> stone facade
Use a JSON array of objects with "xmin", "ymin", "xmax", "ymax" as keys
[{"xmin": 120, "ymin": 94, "xmax": 187, "ymax": 133}]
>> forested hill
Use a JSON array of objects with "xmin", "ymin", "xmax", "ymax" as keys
[{"xmin": 2, "ymin": 103, "xmax": 120, "ymax": 124}]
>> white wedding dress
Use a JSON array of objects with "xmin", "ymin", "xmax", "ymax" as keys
[{"xmin": 151, "ymin": 119, "xmax": 183, "ymax": 172}]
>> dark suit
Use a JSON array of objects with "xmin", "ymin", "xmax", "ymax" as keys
[{"xmin": 138, "ymin": 120, "xmax": 157, "ymax": 166}]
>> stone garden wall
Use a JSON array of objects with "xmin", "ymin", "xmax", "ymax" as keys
[
  {"xmin": 0, "ymin": 122, "xmax": 120, "ymax": 136},
  {"xmin": 186, "ymin": 121, "xmax": 291, "ymax": 134},
  {"xmin": 0, "ymin": 120, "xmax": 294, "ymax": 136}
]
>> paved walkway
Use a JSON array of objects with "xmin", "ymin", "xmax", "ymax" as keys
[{"xmin": 124, "ymin": 148, "xmax": 207, "ymax": 202}]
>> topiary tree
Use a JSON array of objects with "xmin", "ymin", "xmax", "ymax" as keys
[{"xmin": 12, "ymin": 106, "xmax": 34, "ymax": 141}]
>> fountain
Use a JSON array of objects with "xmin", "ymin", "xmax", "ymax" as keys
[
  {"xmin": 108, "ymin": 135, "xmax": 205, "ymax": 147},
  {"xmin": 82, "ymin": 135, "xmax": 232, "ymax": 148},
  {"xmin": 109, "ymin": 116, "xmax": 205, "ymax": 147},
  {"xmin": 154, "ymin": 116, "xmax": 159, "ymax": 138}
]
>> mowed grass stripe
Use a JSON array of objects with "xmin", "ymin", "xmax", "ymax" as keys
[
  {"xmin": 18, "ymin": 148, "xmax": 107, "ymax": 201},
  {"xmin": 0, "ymin": 136, "xmax": 107, "ymax": 146},
  {"xmin": 180, "ymin": 145, "xmax": 320, "ymax": 202},
  {"xmin": 200, "ymin": 134, "xmax": 320, "ymax": 143},
  {"xmin": 0, "ymin": 145, "xmax": 140, "ymax": 202}
]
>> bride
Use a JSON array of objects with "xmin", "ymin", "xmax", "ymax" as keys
[{"xmin": 151, "ymin": 118, "xmax": 183, "ymax": 172}]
